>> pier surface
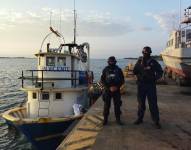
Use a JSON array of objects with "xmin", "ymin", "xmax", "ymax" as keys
[{"xmin": 57, "ymin": 78, "xmax": 191, "ymax": 150}]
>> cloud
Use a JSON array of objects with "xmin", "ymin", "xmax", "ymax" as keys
[
  {"xmin": 0, "ymin": 8, "xmax": 132, "ymax": 36},
  {"xmin": 78, "ymin": 11, "xmax": 132, "ymax": 36},
  {"xmin": 26, "ymin": 11, "xmax": 41, "ymax": 19},
  {"xmin": 0, "ymin": 9, "xmax": 22, "ymax": 30},
  {"xmin": 145, "ymin": 11, "xmax": 179, "ymax": 31},
  {"xmin": 139, "ymin": 26, "xmax": 152, "ymax": 31},
  {"xmin": 78, "ymin": 21, "xmax": 132, "ymax": 37},
  {"xmin": 85, "ymin": 11, "xmax": 112, "ymax": 24}
]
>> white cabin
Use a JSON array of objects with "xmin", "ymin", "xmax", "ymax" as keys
[{"xmin": 21, "ymin": 43, "xmax": 92, "ymax": 118}]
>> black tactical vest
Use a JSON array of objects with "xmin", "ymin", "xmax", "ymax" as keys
[{"xmin": 105, "ymin": 67, "xmax": 120, "ymax": 86}]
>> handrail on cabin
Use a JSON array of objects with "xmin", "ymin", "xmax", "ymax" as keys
[{"xmin": 20, "ymin": 69, "xmax": 92, "ymax": 90}]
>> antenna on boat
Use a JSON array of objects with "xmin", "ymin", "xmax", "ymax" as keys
[
  {"xmin": 73, "ymin": 0, "xmax": 77, "ymax": 44},
  {"xmin": 179, "ymin": 0, "xmax": 182, "ymax": 29},
  {"xmin": 50, "ymin": 11, "xmax": 52, "ymax": 27},
  {"xmin": 59, "ymin": 8, "xmax": 62, "ymax": 34},
  {"xmin": 179, "ymin": 0, "xmax": 182, "ymax": 48}
]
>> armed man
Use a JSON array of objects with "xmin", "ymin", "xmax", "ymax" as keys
[
  {"xmin": 101, "ymin": 56, "xmax": 125, "ymax": 125},
  {"xmin": 133, "ymin": 46, "xmax": 163, "ymax": 129}
]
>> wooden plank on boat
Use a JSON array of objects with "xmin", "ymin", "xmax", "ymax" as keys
[{"xmin": 21, "ymin": 87, "xmax": 88, "ymax": 92}]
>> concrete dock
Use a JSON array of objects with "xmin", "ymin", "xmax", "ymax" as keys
[{"xmin": 57, "ymin": 78, "xmax": 191, "ymax": 150}]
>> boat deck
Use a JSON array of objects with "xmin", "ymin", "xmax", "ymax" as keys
[{"xmin": 57, "ymin": 77, "xmax": 191, "ymax": 150}]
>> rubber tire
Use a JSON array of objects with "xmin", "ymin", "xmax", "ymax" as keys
[
  {"xmin": 172, "ymin": 72, "xmax": 176, "ymax": 80},
  {"xmin": 175, "ymin": 76, "xmax": 185, "ymax": 86},
  {"xmin": 175, "ymin": 76, "xmax": 181, "ymax": 86}
]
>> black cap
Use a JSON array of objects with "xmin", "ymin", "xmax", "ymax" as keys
[
  {"xmin": 108, "ymin": 56, "xmax": 117, "ymax": 63},
  {"xmin": 142, "ymin": 46, "xmax": 152, "ymax": 54}
]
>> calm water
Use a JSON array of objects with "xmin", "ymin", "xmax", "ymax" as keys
[{"xmin": 0, "ymin": 58, "xmax": 134, "ymax": 150}]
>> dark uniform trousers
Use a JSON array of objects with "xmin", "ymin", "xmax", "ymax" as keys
[
  {"xmin": 102, "ymin": 90, "xmax": 122, "ymax": 120},
  {"xmin": 137, "ymin": 83, "xmax": 159, "ymax": 123}
]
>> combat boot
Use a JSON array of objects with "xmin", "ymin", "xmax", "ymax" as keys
[
  {"xmin": 116, "ymin": 117, "xmax": 124, "ymax": 126},
  {"xmin": 154, "ymin": 122, "xmax": 162, "ymax": 129},
  {"xmin": 103, "ymin": 117, "xmax": 108, "ymax": 126},
  {"xmin": 134, "ymin": 119, "xmax": 143, "ymax": 125}
]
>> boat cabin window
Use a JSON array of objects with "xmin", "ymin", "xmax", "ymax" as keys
[
  {"xmin": 171, "ymin": 39, "xmax": 173, "ymax": 46},
  {"xmin": 55, "ymin": 93, "xmax": 62, "ymax": 100},
  {"xmin": 166, "ymin": 42, "xmax": 169, "ymax": 47},
  {"xmin": 167, "ymin": 41, "xmax": 170, "ymax": 47},
  {"xmin": 38, "ymin": 57, "xmax": 40, "ymax": 66},
  {"xmin": 42, "ymin": 92, "xmax": 49, "ymax": 100},
  {"xmin": 33, "ymin": 92, "xmax": 37, "ymax": 99},
  {"xmin": 46, "ymin": 57, "xmax": 55, "ymax": 66},
  {"xmin": 182, "ymin": 31, "xmax": 185, "ymax": 37},
  {"xmin": 186, "ymin": 31, "xmax": 191, "ymax": 42},
  {"xmin": 57, "ymin": 57, "xmax": 66, "ymax": 66},
  {"xmin": 167, "ymin": 39, "xmax": 174, "ymax": 47}
]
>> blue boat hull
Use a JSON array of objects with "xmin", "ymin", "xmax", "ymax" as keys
[{"xmin": 6, "ymin": 118, "xmax": 80, "ymax": 150}]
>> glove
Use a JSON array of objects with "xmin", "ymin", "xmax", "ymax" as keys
[{"xmin": 109, "ymin": 86, "xmax": 118, "ymax": 92}]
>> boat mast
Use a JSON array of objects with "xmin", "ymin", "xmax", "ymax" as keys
[
  {"xmin": 179, "ymin": 0, "xmax": 182, "ymax": 48},
  {"xmin": 179, "ymin": 0, "xmax": 182, "ymax": 29},
  {"xmin": 73, "ymin": 0, "xmax": 77, "ymax": 44}
]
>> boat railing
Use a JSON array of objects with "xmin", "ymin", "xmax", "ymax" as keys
[
  {"xmin": 19, "ymin": 69, "xmax": 90, "ymax": 90},
  {"xmin": 178, "ymin": 40, "xmax": 191, "ymax": 48},
  {"xmin": 186, "ymin": 41, "xmax": 191, "ymax": 48}
]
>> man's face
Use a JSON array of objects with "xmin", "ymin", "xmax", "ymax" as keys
[
  {"xmin": 108, "ymin": 60, "xmax": 116, "ymax": 66},
  {"xmin": 142, "ymin": 49, "xmax": 150, "ymax": 58}
]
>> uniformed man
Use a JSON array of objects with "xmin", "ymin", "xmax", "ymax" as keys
[
  {"xmin": 101, "ymin": 56, "xmax": 125, "ymax": 125},
  {"xmin": 133, "ymin": 46, "xmax": 163, "ymax": 129}
]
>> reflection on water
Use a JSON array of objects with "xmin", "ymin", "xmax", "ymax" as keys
[{"xmin": 0, "ymin": 58, "xmax": 36, "ymax": 150}]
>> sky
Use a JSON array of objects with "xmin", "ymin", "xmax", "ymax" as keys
[{"xmin": 0, "ymin": 0, "xmax": 190, "ymax": 58}]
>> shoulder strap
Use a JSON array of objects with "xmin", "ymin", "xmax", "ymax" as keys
[
  {"xmin": 146, "ymin": 58, "xmax": 154, "ymax": 65},
  {"xmin": 115, "ymin": 66, "xmax": 120, "ymax": 72}
]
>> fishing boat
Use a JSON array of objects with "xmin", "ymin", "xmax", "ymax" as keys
[
  {"xmin": 2, "ymin": 5, "xmax": 94, "ymax": 150},
  {"xmin": 161, "ymin": 5, "xmax": 191, "ymax": 85}
]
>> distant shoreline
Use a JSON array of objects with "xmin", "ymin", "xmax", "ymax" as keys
[
  {"xmin": 124, "ymin": 55, "xmax": 163, "ymax": 61},
  {"xmin": 124, "ymin": 57, "xmax": 137, "ymax": 60},
  {"xmin": 0, "ymin": 57, "xmax": 34, "ymax": 59}
]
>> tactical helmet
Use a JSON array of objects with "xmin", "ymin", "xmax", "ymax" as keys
[
  {"xmin": 142, "ymin": 46, "xmax": 152, "ymax": 54},
  {"xmin": 107, "ymin": 56, "xmax": 117, "ymax": 63}
]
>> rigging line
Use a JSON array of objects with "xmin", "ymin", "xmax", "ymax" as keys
[
  {"xmin": 74, "ymin": 0, "xmax": 77, "ymax": 44},
  {"xmin": 59, "ymin": 0, "xmax": 62, "ymax": 43},
  {"xmin": 59, "ymin": 0, "xmax": 62, "ymax": 30},
  {"xmin": 49, "ymin": 11, "xmax": 53, "ymax": 44},
  {"xmin": 50, "ymin": 11, "xmax": 52, "ymax": 27},
  {"xmin": 60, "ymin": 8, "xmax": 62, "ymax": 35}
]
